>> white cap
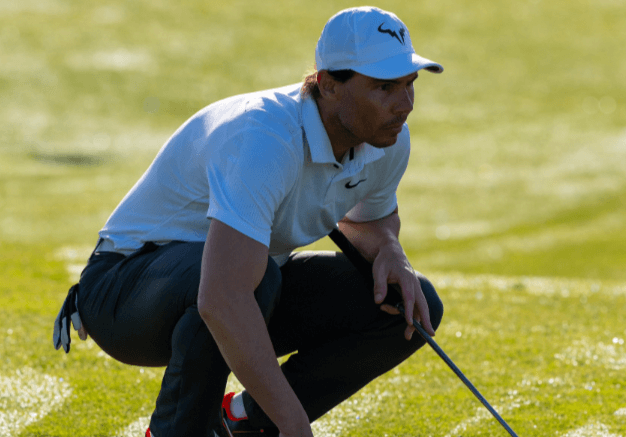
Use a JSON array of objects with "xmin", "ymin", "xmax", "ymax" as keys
[{"xmin": 315, "ymin": 6, "xmax": 443, "ymax": 79}]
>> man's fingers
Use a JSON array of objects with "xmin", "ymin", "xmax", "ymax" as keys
[
  {"xmin": 417, "ymin": 305, "xmax": 435, "ymax": 336},
  {"xmin": 374, "ymin": 287, "xmax": 387, "ymax": 304},
  {"xmin": 398, "ymin": 277, "xmax": 416, "ymax": 326},
  {"xmin": 372, "ymin": 262, "xmax": 388, "ymax": 304},
  {"xmin": 400, "ymin": 277, "xmax": 435, "ymax": 337},
  {"xmin": 415, "ymin": 286, "xmax": 435, "ymax": 336},
  {"xmin": 404, "ymin": 324, "xmax": 415, "ymax": 341},
  {"xmin": 77, "ymin": 325, "xmax": 89, "ymax": 341}
]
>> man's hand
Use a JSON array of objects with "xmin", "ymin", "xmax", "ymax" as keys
[
  {"xmin": 338, "ymin": 208, "xmax": 434, "ymax": 340},
  {"xmin": 372, "ymin": 241, "xmax": 435, "ymax": 339}
]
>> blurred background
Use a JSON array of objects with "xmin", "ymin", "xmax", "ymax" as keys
[
  {"xmin": 2, "ymin": 0, "xmax": 624, "ymax": 281},
  {"xmin": 1, "ymin": 1, "xmax": 625, "ymax": 436}
]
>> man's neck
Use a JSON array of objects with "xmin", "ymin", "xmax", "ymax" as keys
[{"xmin": 314, "ymin": 97, "xmax": 362, "ymax": 162}]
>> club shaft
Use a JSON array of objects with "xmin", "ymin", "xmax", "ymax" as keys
[
  {"xmin": 328, "ymin": 228, "xmax": 519, "ymax": 437},
  {"xmin": 396, "ymin": 302, "xmax": 519, "ymax": 437}
]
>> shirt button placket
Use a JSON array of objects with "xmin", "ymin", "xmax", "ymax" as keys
[{"xmin": 325, "ymin": 163, "xmax": 342, "ymax": 205}]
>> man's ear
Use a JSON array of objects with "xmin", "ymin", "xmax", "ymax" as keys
[{"xmin": 317, "ymin": 70, "xmax": 341, "ymax": 101}]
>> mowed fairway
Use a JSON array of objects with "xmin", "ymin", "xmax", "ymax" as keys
[{"xmin": 1, "ymin": 0, "xmax": 625, "ymax": 436}]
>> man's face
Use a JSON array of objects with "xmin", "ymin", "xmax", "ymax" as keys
[{"xmin": 336, "ymin": 71, "xmax": 417, "ymax": 148}]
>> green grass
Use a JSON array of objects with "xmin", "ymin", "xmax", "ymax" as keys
[{"xmin": 1, "ymin": 0, "xmax": 625, "ymax": 435}]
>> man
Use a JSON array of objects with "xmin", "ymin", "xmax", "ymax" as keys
[{"xmin": 53, "ymin": 6, "xmax": 444, "ymax": 437}]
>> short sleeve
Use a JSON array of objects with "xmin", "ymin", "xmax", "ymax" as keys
[
  {"xmin": 206, "ymin": 122, "xmax": 299, "ymax": 247},
  {"xmin": 345, "ymin": 127, "xmax": 411, "ymax": 222}
]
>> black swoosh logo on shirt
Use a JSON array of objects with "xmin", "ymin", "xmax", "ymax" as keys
[{"xmin": 345, "ymin": 179, "xmax": 367, "ymax": 189}]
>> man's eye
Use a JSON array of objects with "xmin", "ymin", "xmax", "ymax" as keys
[{"xmin": 379, "ymin": 83, "xmax": 392, "ymax": 91}]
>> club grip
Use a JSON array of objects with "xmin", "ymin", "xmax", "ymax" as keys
[{"xmin": 328, "ymin": 228, "xmax": 372, "ymax": 281}]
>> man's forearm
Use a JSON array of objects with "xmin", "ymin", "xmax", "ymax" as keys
[
  {"xmin": 199, "ymin": 290, "xmax": 308, "ymax": 434},
  {"xmin": 338, "ymin": 208, "xmax": 402, "ymax": 263}
]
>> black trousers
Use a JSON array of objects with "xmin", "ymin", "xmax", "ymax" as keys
[{"xmin": 76, "ymin": 240, "xmax": 444, "ymax": 437}]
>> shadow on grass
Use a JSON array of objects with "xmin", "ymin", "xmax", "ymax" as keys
[{"xmin": 28, "ymin": 150, "xmax": 109, "ymax": 166}]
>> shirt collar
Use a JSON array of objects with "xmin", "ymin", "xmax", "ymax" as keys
[
  {"xmin": 302, "ymin": 97, "xmax": 336, "ymax": 164},
  {"xmin": 302, "ymin": 96, "xmax": 386, "ymax": 166},
  {"xmin": 352, "ymin": 142, "xmax": 385, "ymax": 166}
]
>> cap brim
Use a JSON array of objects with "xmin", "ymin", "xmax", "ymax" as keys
[{"xmin": 352, "ymin": 52, "xmax": 443, "ymax": 80}]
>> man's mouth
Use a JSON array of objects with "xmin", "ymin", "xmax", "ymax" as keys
[
  {"xmin": 385, "ymin": 119, "xmax": 406, "ymax": 133},
  {"xmin": 385, "ymin": 117, "xmax": 407, "ymax": 130}
]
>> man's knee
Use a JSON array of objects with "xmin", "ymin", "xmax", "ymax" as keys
[{"xmin": 418, "ymin": 274, "xmax": 444, "ymax": 331}]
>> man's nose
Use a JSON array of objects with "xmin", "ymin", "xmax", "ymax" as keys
[{"xmin": 395, "ymin": 87, "xmax": 414, "ymax": 114}]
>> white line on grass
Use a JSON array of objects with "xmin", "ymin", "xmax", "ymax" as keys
[
  {"xmin": 55, "ymin": 245, "xmax": 92, "ymax": 283},
  {"xmin": 65, "ymin": 49, "xmax": 156, "ymax": 72},
  {"xmin": 430, "ymin": 272, "xmax": 626, "ymax": 298},
  {"xmin": 561, "ymin": 422, "xmax": 622, "ymax": 437},
  {"xmin": 0, "ymin": 367, "xmax": 72, "ymax": 436},
  {"xmin": 113, "ymin": 416, "xmax": 150, "ymax": 437},
  {"xmin": 444, "ymin": 407, "xmax": 493, "ymax": 437},
  {"xmin": 444, "ymin": 387, "xmax": 532, "ymax": 437}
]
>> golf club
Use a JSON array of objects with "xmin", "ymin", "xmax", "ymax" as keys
[{"xmin": 328, "ymin": 228, "xmax": 520, "ymax": 437}]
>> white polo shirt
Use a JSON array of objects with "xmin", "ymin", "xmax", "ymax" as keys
[{"xmin": 99, "ymin": 83, "xmax": 410, "ymax": 266}]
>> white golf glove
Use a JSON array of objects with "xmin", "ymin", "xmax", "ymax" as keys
[{"xmin": 53, "ymin": 284, "xmax": 88, "ymax": 353}]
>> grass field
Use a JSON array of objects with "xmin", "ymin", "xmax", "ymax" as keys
[{"xmin": 1, "ymin": 0, "xmax": 625, "ymax": 435}]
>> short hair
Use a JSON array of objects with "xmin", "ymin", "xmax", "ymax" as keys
[{"xmin": 300, "ymin": 68, "xmax": 356, "ymax": 99}]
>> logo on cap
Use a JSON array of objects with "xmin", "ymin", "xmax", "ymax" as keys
[{"xmin": 377, "ymin": 23, "xmax": 406, "ymax": 45}]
